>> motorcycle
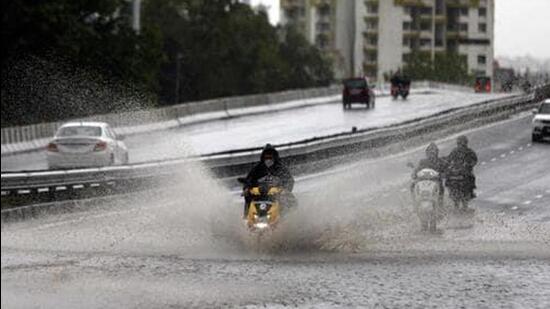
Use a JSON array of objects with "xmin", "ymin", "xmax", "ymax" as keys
[
  {"xmin": 445, "ymin": 164, "xmax": 475, "ymax": 214},
  {"xmin": 408, "ymin": 164, "xmax": 443, "ymax": 233},
  {"xmin": 391, "ymin": 82, "xmax": 410, "ymax": 100},
  {"xmin": 238, "ymin": 175, "xmax": 285, "ymax": 233}
]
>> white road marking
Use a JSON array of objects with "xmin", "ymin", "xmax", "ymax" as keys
[
  {"xmin": 490, "ymin": 158, "xmax": 497, "ymax": 162},
  {"xmin": 509, "ymin": 150, "xmax": 515, "ymax": 154},
  {"xmin": 522, "ymin": 200, "xmax": 532, "ymax": 205},
  {"xmin": 500, "ymin": 154, "xmax": 506, "ymax": 158},
  {"xmin": 518, "ymin": 146, "xmax": 523, "ymax": 151},
  {"xmin": 511, "ymin": 206, "xmax": 519, "ymax": 210},
  {"xmin": 37, "ymin": 188, "xmax": 49, "ymax": 193},
  {"xmin": 527, "ymin": 143, "xmax": 532, "ymax": 147},
  {"xmin": 73, "ymin": 184, "xmax": 85, "ymax": 189},
  {"xmin": 535, "ymin": 195, "xmax": 543, "ymax": 199},
  {"xmin": 55, "ymin": 186, "xmax": 67, "ymax": 191},
  {"xmin": 481, "ymin": 161, "xmax": 486, "ymax": 165}
]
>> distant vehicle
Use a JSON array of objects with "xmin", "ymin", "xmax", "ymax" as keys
[
  {"xmin": 531, "ymin": 99, "xmax": 550, "ymax": 142},
  {"xmin": 474, "ymin": 76, "xmax": 491, "ymax": 93},
  {"xmin": 390, "ymin": 75, "xmax": 410, "ymax": 100},
  {"xmin": 342, "ymin": 77, "xmax": 375, "ymax": 109},
  {"xmin": 46, "ymin": 122, "xmax": 129, "ymax": 169}
]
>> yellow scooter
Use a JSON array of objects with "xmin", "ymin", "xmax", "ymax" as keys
[{"xmin": 238, "ymin": 175, "xmax": 284, "ymax": 232}]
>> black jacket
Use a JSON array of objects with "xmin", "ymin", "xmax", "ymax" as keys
[
  {"xmin": 447, "ymin": 146, "xmax": 478, "ymax": 174},
  {"xmin": 245, "ymin": 145, "xmax": 294, "ymax": 192}
]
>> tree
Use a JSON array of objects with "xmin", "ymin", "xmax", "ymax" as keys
[
  {"xmin": 402, "ymin": 51, "xmax": 473, "ymax": 84},
  {"xmin": 142, "ymin": 0, "xmax": 333, "ymax": 104},
  {"xmin": 1, "ymin": 0, "xmax": 163, "ymax": 126}
]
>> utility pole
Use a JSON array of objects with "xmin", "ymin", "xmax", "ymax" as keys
[{"xmin": 132, "ymin": 0, "xmax": 141, "ymax": 33}]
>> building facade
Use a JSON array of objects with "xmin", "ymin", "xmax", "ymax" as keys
[
  {"xmin": 280, "ymin": 0, "xmax": 360, "ymax": 79},
  {"xmin": 281, "ymin": 0, "xmax": 494, "ymax": 82}
]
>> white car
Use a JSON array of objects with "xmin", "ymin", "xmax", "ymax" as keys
[
  {"xmin": 46, "ymin": 122, "xmax": 129, "ymax": 169},
  {"xmin": 532, "ymin": 99, "xmax": 550, "ymax": 142}
]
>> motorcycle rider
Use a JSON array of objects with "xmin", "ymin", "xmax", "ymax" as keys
[
  {"xmin": 242, "ymin": 144, "xmax": 295, "ymax": 218},
  {"xmin": 390, "ymin": 69, "xmax": 411, "ymax": 88},
  {"xmin": 446, "ymin": 135, "xmax": 478, "ymax": 199},
  {"xmin": 412, "ymin": 143, "xmax": 448, "ymax": 205}
]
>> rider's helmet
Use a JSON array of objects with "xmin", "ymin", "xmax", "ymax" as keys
[
  {"xmin": 261, "ymin": 144, "xmax": 279, "ymax": 167},
  {"xmin": 457, "ymin": 135, "xmax": 468, "ymax": 147},
  {"xmin": 426, "ymin": 143, "xmax": 439, "ymax": 158}
]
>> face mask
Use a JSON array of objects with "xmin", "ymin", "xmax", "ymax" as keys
[{"xmin": 265, "ymin": 159, "xmax": 274, "ymax": 168}]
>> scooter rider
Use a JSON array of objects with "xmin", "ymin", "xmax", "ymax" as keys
[
  {"xmin": 446, "ymin": 135, "xmax": 478, "ymax": 198},
  {"xmin": 412, "ymin": 143, "xmax": 448, "ymax": 204},
  {"xmin": 242, "ymin": 144, "xmax": 295, "ymax": 218}
]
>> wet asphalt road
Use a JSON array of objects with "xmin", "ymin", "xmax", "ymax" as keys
[
  {"xmin": 1, "ymin": 113, "xmax": 549, "ymax": 308},
  {"xmin": 1, "ymin": 90, "xmax": 512, "ymax": 171}
]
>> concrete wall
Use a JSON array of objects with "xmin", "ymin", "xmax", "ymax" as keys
[{"xmin": 1, "ymin": 86, "xmax": 340, "ymax": 146}]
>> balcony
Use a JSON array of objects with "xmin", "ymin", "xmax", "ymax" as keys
[
  {"xmin": 447, "ymin": 0, "xmax": 480, "ymax": 8},
  {"xmin": 363, "ymin": 28, "xmax": 378, "ymax": 35},
  {"xmin": 281, "ymin": 0, "xmax": 305, "ymax": 8},
  {"xmin": 446, "ymin": 31, "xmax": 467, "ymax": 40},
  {"xmin": 394, "ymin": 0, "xmax": 429, "ymax": 7},
  {"xmin": 403, "ymin": 31, "xmax": 421, "ymax": 38},
  {"xmin": 363, "ymin": 63, "xmax": 378, "ymax": 76},
  {"xmin": 364, "ymin": 16, "xmax": 379, "ymax": 23}
]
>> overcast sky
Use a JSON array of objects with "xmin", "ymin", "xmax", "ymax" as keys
[{"xmin": 251, "ymin": 0, "xmax": 549, "ymax": 59}]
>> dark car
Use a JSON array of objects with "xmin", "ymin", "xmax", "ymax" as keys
[
  {"xmin": 474, "ymin": 76, "xmax": 491, "ymax": 93},
  {"xmin": 342, "ymin": 77, "xmax": 375, "ymax": 109}
]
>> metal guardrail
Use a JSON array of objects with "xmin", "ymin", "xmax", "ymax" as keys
[{"xmin": 2, "ymin": 83, "xmax": 548, "ymax": 211}]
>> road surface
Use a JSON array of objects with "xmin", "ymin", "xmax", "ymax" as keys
[
  {"xmin": 2, "ymin": 112, "xmax": 549, "ymax": 308},
  {"xmin": 1, "ymin": 90, "xmax": 512, "ymax": 171}
]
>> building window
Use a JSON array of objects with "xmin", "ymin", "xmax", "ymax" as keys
[
  {"xmin": 479, "ymin": 7, "xmax": 487, "ymax": 17},
  {"xmin": 403, "ymin": 21, "xmax": 411, "ymax": 30},
  {"xmin": 460, "ymin": 23, "xmax": 468, "ymax": 32},
  {"xmin": 478, "ymin": 23, "xmax": 487, "ymax": 33},
  {"xmin": 318, "ymin": 5, "xmax": 330, "ymax": 16},
  {"xmin": 420, "ymin": 21, "xmax": 431, "ymax": 31},
  {"xmin": 477, "ymin": 55, "xmax": 487, "ymax": 65},
  {"xmin": 367, "ymin": 4, "xmax": 378, "ymax": 14},
  {"xmin": 420, "ymin": 39, "xmax": 431, "ymax": 47},
  {"xmin": 368, "ymin": 36, "xmax": 377, "ymax": 45},
  {"xmin": 367, "ymin": 20, "xmax": 377, "ymax": 29},
  {"xmin": 460, "ymin": 8, "xmax": 468, "ymax": 16},
  {"xmin": 403, "ymin": 37, "xmax": 410, "ymax": 47},
  {"xmin": 316, "ymin": 22, "xmax": 330, "ymax": 32},
  {"xmin": 367, "ymin": 52, "xmax": 377, "ymax": 62}
]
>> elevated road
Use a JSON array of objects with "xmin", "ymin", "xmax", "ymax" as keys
[{"xmin": 2, "ymin": 112, "xmax": 549, "ymax": 308}]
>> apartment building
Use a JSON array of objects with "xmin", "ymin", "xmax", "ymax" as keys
[
  {"xmin": 281, "ymin": 0, "xmax": 494, "ymax": 82},
  {"xmin": 280, "ymin": 0, "xmax": 360, "ymax": 79}
]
